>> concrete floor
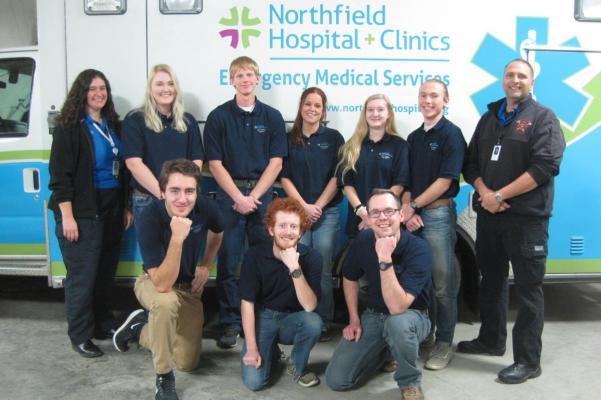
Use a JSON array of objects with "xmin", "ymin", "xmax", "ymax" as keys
[{"xmin": 1, "ymin": 278, "xmax": 600, "ymax": 400}]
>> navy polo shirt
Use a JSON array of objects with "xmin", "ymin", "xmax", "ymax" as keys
[
  {"xmin": 204, "ymin": 98, "xmax": 288, "ymax": 180},
  {"xmin": 407, "ymin": 117, "xmax": 466, "ymax": 199},
  {"xmin": 136, "ymin": 196, "xmax": 225, "ymax": 284},
  {"xmin": 239, "ymin": 242, "xmax": 322, "ymax": 312},
  {"xmin": 122, "ymin": 110, "xmax": 204, "ymax": 194},
  {"xmin": 342, "ymin": 229, "xmax": 431, "ymax": 313},
  {"xmin": 281, "ymin": 126, "xmax": 345, "ymax": 208},
  {"xmin": 340, "ymin": 134, "xmax": 409, "ymax": 235}
]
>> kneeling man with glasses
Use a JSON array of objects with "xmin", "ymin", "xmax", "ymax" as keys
[{"xmin": 326, "ymin": 189, "xmax": 432, "ymax": 400}]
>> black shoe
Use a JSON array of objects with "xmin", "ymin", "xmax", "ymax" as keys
[
  {"xmin": 456, "ymin": 338, "xmax": 505, "ymax": 356},
  {"xmin": 93, "ymin": 328, "xmax": 116, "ymax": 340},
  {"xmin": 155, "ymin": 371, "xmax": 178, "ymax": 400},
  {"xmin": 72, "ymin": 340, "xmax": 103, "ymax": 358},
  {"xmin": 318, "ymin": 327, "xmax": 332, "ymax": 342},
  {"xmin": 113, "ymin": 309, "xmax": 147, "ymax": 352},
  {"xmin": 498, "ymin": 363, "xmax": 542, "ymax": 384},
  {"xmin": 217, "ymin": 327, "xmax": 240, "ymax": 349}
]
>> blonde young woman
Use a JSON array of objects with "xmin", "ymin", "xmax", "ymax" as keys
[
  {"xmin": 337, "ymin": 94, "xmax": 410, "ymax": 238},
  {"xmin": 122, "ymin": 64, "xmax": 204, "ymax": 220}
]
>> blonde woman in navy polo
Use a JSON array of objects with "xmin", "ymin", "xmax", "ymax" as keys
[
  {"xmin": 281, "ymin": 87, "xmax": 345, "ymax": 341},
  {"xmin": 122, "ymin": 64, "xmax": 204, "ymax": 222},
  {"xmin": 337, "ymin": 94, "xmax": 410, "ymax": 238}
]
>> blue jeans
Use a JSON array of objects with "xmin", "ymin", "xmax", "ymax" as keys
[
  {"xmin": 418, "ymin": 203, "xmax": 459, "ymax": 344},
  {"xmin": 241, "ymin": 309, "xmax": 322, "ymax": 391},
  {"xmin": 299, "ymin": 206, "xmax": 340, "ymax": 324},
  {"xmin": 216, "ymin": 188, "xmax": 273, "ymax": 329},
  {"xmin": 132, "ymin": 193, "xmax": 154, "ymax": 223},
  {"xmin": 326, "ymin": 309, "xmax": 430, "ymax": 390}
]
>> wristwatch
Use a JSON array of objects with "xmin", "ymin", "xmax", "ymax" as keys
[
  {"xmin": 410, "ymin": 200, "xmax": 421, "ymax": 213},
  {"xmin": 494, "ymin": 191, "xmax": 503, "ymax": 203},
  {"xmin": 290, "ymin": 269, "xmax": 302, "ymax": 278},
  {"xmin": 379, "ymin": 261, "xmax": 393, "ymax": 271}
]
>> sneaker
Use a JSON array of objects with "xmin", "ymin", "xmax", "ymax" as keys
[
  {"xmin": 286, "ymin": 357, "xmax": 320, "ymax": 387},
  {"xmin": 113, "ymin": 309, "xmax": 146, "ymax": 352},
  {"xmin": 217, "ymin": 327, "xmax": 239, "ymax": 349},
  {"xmin": 424, "ymin": 342, "xmax": 454, "ymax": 370},
  {"xmin": 456, "ymin": 338, "xmax": 505, "ymax": 356},
  {"xmin": 155, "ymin": 371, "xmax": 178, "ymax": 400},
  {"xmin": 401, "ymin": 385, "xmax": 424, "ymax": 400},
  {"xmin": 380, "ymin": 358, "xmax": 398, "ymax": 373},
  {"xmin": 296, "ymin": 371, "xmax": 320, "ymax": 388}
]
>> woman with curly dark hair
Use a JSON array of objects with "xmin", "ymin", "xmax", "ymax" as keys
[{"xmin": 49, "ymin": 69, "xmax": 133, "ymax": 358}]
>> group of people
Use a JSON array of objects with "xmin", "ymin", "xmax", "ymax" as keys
[{"xmin": 48, "ymin": 56, "xmax": 565, "ymax": 400}]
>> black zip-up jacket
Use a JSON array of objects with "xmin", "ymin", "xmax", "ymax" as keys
[
  {"xmin": 463, "ymin": 96, "xmax": 566, "ymax": 217},
  {"xmin": 48, "ymin": 119, "xmax": 130, "ymax": 220}
]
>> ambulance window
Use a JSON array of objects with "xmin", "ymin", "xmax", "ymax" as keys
[
  {"xmin": 575, "ymin": 0, "xmax": 601, "ymax": 21},
  {"xmin": 0, "ymin": 58, "xmax": 34, "ymax": 138}
]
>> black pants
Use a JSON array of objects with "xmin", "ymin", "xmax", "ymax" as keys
[
  {"xmin": 475, "ymin": 211, "xmax": 548, "ymax": 365},
  {"xmin": 56, "ymin": 189, "xmax": 124, "ymax": 344}
]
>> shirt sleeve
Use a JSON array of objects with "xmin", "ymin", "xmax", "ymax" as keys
[
  {"xmin": 203, "ymin": 110, "xmax": 224, "ymax": 161},
  {"xmin": 186, "ymin": 113, "xmax": 205, "ymax": 161},
  {"xmin": 328, "ymin": 130, "xmax": 345, "ymax": 178},
  {"xmin": 341, "ymin": 239, "xmax": 363, "ymax": 281},
  {"xmin": 48, "ymin": 125, "xmax": 76, "ymax": 204},
  {"xmin": 302, "ymin": 249, "xmax": 323, "ymax": 301},
  {"xmin": 526, "ymin": 109, "xmax": 566, "ymax": 185},
  {"xmin": 239, "ymin": 248, "xmax": 260, "ymax": 302},
  {"xmin": 391, "ymin": 139, "xmax": 410, "ymax": 187},
  {"xmin": 268, "ymin": 110, "xmax": 288, "ymax": 158},
  {"xmin": 201, "ymin": 197, "xmax": 226, "ymax": 233},
  {"xmin": 121, "ymin": 112, "xmax": 145, "ymax": 160},
  {"xmin": 438, "ymin": 126, "xmax": 467, "ymax": 181},
  {"xmin": 135, "ymin": 203, "xmax": 166, "ymax": 271},
  {"xmin": 397, "ymin": 236, "xmax": 432, "ymax": 300},
  {"xmin": 463, "ymin": 116, "xmax": 487, "ymax": 185},
  {"xmin": 280, "ymin": 140, "xmax": 293, "ymax": 179}
]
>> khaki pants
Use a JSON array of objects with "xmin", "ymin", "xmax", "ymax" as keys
[{"xmin": 134, "ymin": 275, "xmax": 204, "ymax": 374}]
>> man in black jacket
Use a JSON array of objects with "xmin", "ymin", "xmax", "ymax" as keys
[{"xmin": 460, "ymin": 59, "xmax": 566, "ymax": 384}]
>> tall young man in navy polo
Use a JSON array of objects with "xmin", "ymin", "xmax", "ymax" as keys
[
  {"xmin": 402, "ymin": 79, "xmax": 466, "ymax": 370},
  {"xmin": 240, "ymin": 198, "xmax": 323, "ymax": 390},
  {"xmin": 113, "ymin": 159, "xmax": 224, "ymax": 400},
  {"xmin": 460, "ymin": 59, "xmax": 565, "ymax": 384},
  {"xmin": 204, "ymin": 56, "xmax": 287, "ymax": 348},
  {"xmin": 326, "ymin": 189, "xmax": 432, "ymax": 400}
]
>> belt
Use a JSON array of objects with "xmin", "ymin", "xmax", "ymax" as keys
[
  {"xmin": 366, "ymin": 308, "xmax": 428, "ymax": 316},
  {"xmin": 233, "ymin": 179, "xmax": 258, "ymax": 189},
  {"xmin": 173, "ymin": 282, "xmax": 192, "ymax": 292},
  {"xmin": 424, "ymin": 198, "xmax": 452, "ymax": 210}
]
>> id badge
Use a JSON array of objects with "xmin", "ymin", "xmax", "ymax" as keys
[
  {"xmin": 112, "ymin": 159, "xmax": 120, "ymax": 177},
  {"xmin": 491, "ymin": 145, "xmax": 502, "ymax": 161}
]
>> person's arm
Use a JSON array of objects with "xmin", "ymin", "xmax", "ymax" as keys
[
  {"xmin": 146, "ymin": 216, "xmax": 191, "ymax": 293},
  {"xmin": 193, "ymin": 160, "xmax": 203, "ymax": 172},
  {"xmin": 58, "ymin": 201, "xmax": 78, "ymax": 242},
  {"xmin": 341, "ymin": 278, "xmax": 362, "ymax": 342},
  {"xmin": 279, "ymin": 247, "xmax": 318, "ymax": 311},
  {"xmin": 250, "ymin": 157, "xmax": 283, "ymax": 200},
  {"xmin": 281, "ymin": 177, "xmax": 322, "ymax": 223},
  {"xmin": 241, "ymin": 299, "xmax": 261, "ymax": 368},
  {"xmin": 376, "ymin": 236, "xmax": 415, "ymax": 315},
  {"xmin": 343, "ymin": 185, "xmax": 369, "ymax": 227},
  {"xmin": 401, "ymin": 178, "xmax": 452, "ymax": 224},
  {"xmin": 314, "ymin": 178, "xmax": 339, "ymax": 210},
  {"xmin": 125, "ymin": 157, "xmax": 161, "ymax": 198},
  {"xmin": 191, "ymin": 230, "xmax": 223, "ymax": 294}
]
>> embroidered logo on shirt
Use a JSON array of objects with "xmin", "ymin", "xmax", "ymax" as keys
[
  {"xmin": 429, "ymin": 142, "xmax": 439, "ymax": 151},
  {"xmin": 254, "ymin": 125, "xmax": 267, "ymax": 133},
  {"xmin": 378, "ymin": 152, "xmax": 393, "ymax": 159},
  {"xmin": 515, "ymin": 119, "xmax": 532, "ymax": 134},
  {"xmin": 317, "ymin": 142, "xmax": 331, "ymax": 149}
]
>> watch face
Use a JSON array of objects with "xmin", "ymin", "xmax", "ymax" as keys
[
  {"xmin": 291, "ymin": 269, "xmax": 302, "ymax": 278},
  {"xmin": 379, "ymin": 262, "xmax": 392, "ymax": 271}
]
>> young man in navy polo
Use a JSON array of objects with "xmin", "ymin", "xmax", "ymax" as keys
[
  {"xmin": 113, "ymin": 159, "xmax": 224, "ymax": 400},
  {"xmin": 326, "ymin": 189, "xmax": 432, "ymax": 400},
  {"xmin": 204, "ymin": 56, "xmax": 288, "ymax": 348},
  {"xmin": 240, "ymin": 198, "xmax": 323, "ymax": 390},
  {"xmin": 401, "ymin": 79, "xmax": 466, "ymax": 370}
]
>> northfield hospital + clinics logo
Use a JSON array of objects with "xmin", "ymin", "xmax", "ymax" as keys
[{"xmin": 219, "ymin": 6, "xmax": 261, "ymax": 49}]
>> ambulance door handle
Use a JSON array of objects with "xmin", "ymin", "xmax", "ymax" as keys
[{"xmin": 23, "ymin": 168, "xmax": 40, "ymax": 194}]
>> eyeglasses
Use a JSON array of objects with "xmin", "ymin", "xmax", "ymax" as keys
[{"xmin": 367, "ymin": 208, "xmax": 399, "ymax": 218}]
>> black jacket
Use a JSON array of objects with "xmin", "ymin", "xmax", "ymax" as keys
[
  {"xmin": 463, "ymin": 96, "xmax": 566, "ymax": 217},
  {"xmin": 48, "ymin": 119, "xmax": 130, "ymax": 220}
]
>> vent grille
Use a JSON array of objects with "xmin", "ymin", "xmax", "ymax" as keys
[{"xmin": 570, "ymin": 236, "xmax": 584, "ymax": 256}]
